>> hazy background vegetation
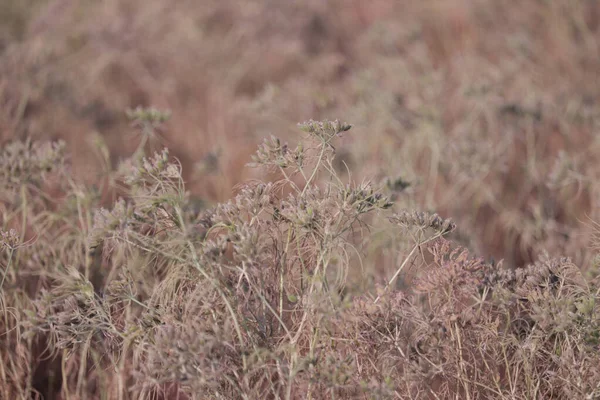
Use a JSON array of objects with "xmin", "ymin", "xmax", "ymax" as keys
[{"xmin": 1, "ymin": 0, "xmax": 598, "ymax": 269}]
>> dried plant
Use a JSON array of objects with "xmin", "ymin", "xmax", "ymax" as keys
[
  {"xmin": 1, "ymin": 118, "xmax": 599, "ymax": 400},
  {"xmin": 2, "ymin": 1, "xmax": 600, "ymax": 398}
]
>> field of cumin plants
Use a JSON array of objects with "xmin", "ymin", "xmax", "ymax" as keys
[{"xmin": 1, "ymin": 0, "xmax": 600, "ymax": 399}]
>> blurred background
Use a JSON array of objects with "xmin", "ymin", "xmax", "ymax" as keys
[{"xmin": 1, "ymin": 0, "xmax": 599, "ymax": 270}]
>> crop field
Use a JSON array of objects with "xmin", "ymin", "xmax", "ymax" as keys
[{"xmin": 1, "ymin": 0, "xmax": 600, "ymax": 398}]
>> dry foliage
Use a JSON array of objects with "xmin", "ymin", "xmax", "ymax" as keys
[
  {"xmin": 1, "ymin": 0, "xmax": 600, "ymax": 398},
  {"xmin": 1, "ymin": 119, "xmax": 599, "ymax": 399}
]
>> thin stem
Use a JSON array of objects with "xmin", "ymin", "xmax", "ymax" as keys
[
  {"xmin": 302, "ymin": 141, "xmax": 327, "ymax": 197},
  {"xmin": 0, "ymin": 248, "xmax": 14, "ymax": 291},
  {"xmin": 374, "ymin": 231, "xmax": 444, "ymax": 304}
]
